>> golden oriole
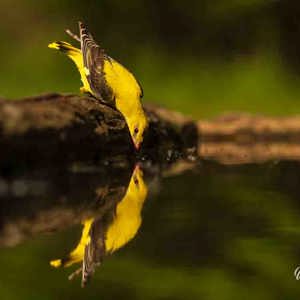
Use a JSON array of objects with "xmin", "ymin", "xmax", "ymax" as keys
[
  {"xmin": 50, "ymin": 165, "xmax": 148, "ymax": 286},
  {"xmin": 48, "ymin": 22, "xmax": 148, "ymax": 149}
]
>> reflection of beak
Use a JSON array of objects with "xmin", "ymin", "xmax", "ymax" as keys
[{"xmin": 134, "ymin": 141, "xmax": 141, "ymax": 151}]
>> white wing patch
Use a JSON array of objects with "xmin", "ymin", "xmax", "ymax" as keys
[{"xmin": 84, "ymin": 67, "xmax": 90, "ymax": 76}]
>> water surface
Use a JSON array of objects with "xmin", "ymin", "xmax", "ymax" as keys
[{"xmin": 1, "ymin": 160, "xmax": 300, "ymax": 299}]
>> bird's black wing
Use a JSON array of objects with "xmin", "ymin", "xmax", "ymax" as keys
[{"xmin": 79, "ymin": 22, "xmax": 114, "ymax": 105}]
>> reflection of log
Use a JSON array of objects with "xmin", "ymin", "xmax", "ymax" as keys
[
  {"xmin": 0, "ymin": 157, "xmax": 194, "ymax": 248},
  {"xmin": 0, "ymin": 166, "xmax": 131, "ymax": 247}
]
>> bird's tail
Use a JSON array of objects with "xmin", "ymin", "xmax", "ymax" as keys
[
  {"xmin": 48, "ymin": 41, "xmax": 81, "ymax": 55},
  {"xmin": 48, "ymin": 40, "xmax": 84, "ymax": 77}
]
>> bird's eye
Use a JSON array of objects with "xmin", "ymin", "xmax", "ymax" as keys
[
  {"xmin": 134, "ymin": 176, "xmax": 139, "ymax": 186},
  {"xmin": 134, "ymin": 127, "xmax": 139, "ymax": 136}
]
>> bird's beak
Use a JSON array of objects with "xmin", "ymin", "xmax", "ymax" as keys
[
  {"xmin": 133, "ymin": 163, "xmax": 143, "ymax": 176},
  {"xmin": 134, "ymin": 164, "xmax": 140, "ymax": 172}
]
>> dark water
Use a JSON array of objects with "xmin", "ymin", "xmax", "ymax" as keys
[{"xmin": 1, "ymin": 160, "xmax": 300, "ymax": 299}]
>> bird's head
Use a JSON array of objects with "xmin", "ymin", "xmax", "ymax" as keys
[
  {"xmin": 102, "ymin": 58, "xmax": 148, "ymax": 150},
  {"xmin": 127, "ymin": 109, "xmax": 148, "ymax": 150}
]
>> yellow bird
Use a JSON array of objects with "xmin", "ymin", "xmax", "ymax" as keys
[
  {"xmin": 50, "ymin": 165, "xmax": 148, "ymax": 286},
  {"xmin": 48, "ymin": 22, "xmax": 148, "ymax": 150}
]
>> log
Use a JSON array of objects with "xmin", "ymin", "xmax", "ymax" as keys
[
  {"xmin": 197, "ymin": 114, "xmax": 300, "ymax": 164},
  {"xmin": 1, "ymin": 93, "xmax": 300, "ymax": 169},
  {"xmin": 0, "ymin": 93, "xmax": 197, "ymax": 171}
]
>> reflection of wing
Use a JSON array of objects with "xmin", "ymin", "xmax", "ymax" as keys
[
  {"xmin": 82, "ymin": 220, "xmax": 106, "ymax": 287},
  {"xmin": 79, "ymin": 22, "xmax": 114, "ymax": 104}
]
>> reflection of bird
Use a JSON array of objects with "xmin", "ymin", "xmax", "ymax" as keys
[
  {"xmin": 48, "ymin": 22, "xmax": 148, "ymax": 149},
  {"xmin": 50, "ymin": 165, "xmax": 148, "ymax": 286}
]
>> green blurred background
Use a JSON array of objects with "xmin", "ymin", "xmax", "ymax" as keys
[
  {"xmin": 3, "ymin": 2, "xmax": 300, "ymax": 299},
  {"xmin": 2, "ymin": 0, "xmax": 300, "ymax": 117}
]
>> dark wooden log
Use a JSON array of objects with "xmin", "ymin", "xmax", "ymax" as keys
[
  {"xmin": 0, "ymin": 93, "xmax": 197, "ymax": 172},
  {"xmin": 2, "ymin": 93, "xmax": 300, "ymax": 169}
]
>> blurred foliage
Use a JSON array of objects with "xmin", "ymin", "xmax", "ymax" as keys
[{"xmin": 1, "ymin": 0, "xmax": 300, "ymax": 117}]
